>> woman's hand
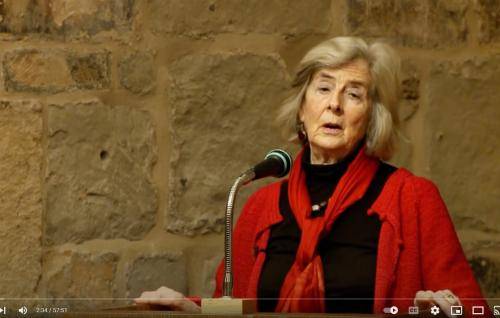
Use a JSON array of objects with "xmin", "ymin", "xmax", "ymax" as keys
[
  {"xmin": 134, "ymin": 286, "xmax": 201, "ymax": 313},
  {"xmin": 414, "ymin": 289, "xmax": 462, "ymax": 317}
]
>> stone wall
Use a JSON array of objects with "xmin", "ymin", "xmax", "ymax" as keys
[{"xmin": 0, "ymin": 0, "xmax": 498, "ymax": 311}]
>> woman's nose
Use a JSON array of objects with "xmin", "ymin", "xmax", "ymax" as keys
[{"xmin": 327, "ymin": 90, "xmax": 342, "ymax": 112}]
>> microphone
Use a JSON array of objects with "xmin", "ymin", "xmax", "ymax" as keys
[
  {"xmin": 243, "ymin": 149, "xmax": 293, "ymax": 184},
  {"xmin": 221, "ymin": 149, "xmax": 293, "ymax": 300}
]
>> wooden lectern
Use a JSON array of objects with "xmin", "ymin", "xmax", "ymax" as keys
[{"xmin": 35, "ymin": 304, "xmax": 443, "ymax": 317}]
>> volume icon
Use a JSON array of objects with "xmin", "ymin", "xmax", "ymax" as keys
[{"xmin": 18, "ymin": 306, "xmax": 28, "ymax": 315}]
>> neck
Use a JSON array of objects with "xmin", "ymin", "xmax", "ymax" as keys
[
  {"xmin": 309, "ymin": 148, "xmax": 349, "ymax": 165},
  {"xmin": 308, "ymin": 142, "xmax": 364, "ymax": 165}
]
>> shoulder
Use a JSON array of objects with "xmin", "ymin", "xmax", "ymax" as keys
[
  {"xmin": 386, "ymin": 167, "xmax": 448, "ymax": 218},
  {"xmin": 245, "ymin": 179, "xmax": 284, "ymax": 206},
  {"xmin": 236, "ymin": 179, "xmax": 284, "ymax": 221},
  {"xmin": 234, "ymin": 180, "xmax": 284, "ymax": 233},
  {"xmin": 381, "ymin": 164, "xmax": 441, "ymax": 195},
  {"xmin": 376, "ymin": 165, "xmax": 445, "ymax": 209},
  {"xmin": 397, "ymin": 168, "xmax": 443, "ymax": 200}
]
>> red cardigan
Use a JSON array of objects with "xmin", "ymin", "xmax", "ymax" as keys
[{"xmin": 212, "ymin": 168, "xmax": 491, "ymax": 316}]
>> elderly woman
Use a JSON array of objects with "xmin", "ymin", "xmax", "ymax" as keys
[{"xmin": 136, "ymin": 37, "xmax": 489, "ymax": 316}]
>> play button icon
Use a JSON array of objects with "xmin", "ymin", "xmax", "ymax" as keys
[{"xmin": 0, "ymin": 306, "xmax": 6, "ymax": 315}]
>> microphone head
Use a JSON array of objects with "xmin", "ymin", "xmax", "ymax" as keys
[{"xmin": 264, "ymin": 149, "xmax": 293, "ymax": 178}]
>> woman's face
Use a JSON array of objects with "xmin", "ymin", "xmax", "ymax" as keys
[{"xmin": 299, "ymin": 58, "xmax": 372, "ymax": 164}]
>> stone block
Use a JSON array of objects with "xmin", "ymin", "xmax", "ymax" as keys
[
  {"xmin": 146, "ymin": 0, "xmax": 331, "ymax": 38},
  {"xmin": 475, "ymin": 0, "xmax": 500, "ymax": 43},
  {"xmin": 0, "ymin": 100, "xmax": 43, "ymax": 297},
  {"xmin": 0, "ymin": 0, "xmax": 134, "ymax": 38},
  {"xmin": 346, "ymin": 0, "xmax": 468, "ymax": 48},
  {"xmin": 119, "ymin": 51, "xmax": 155, "ymax": 95},
  {"xmin": 3, "ymin": 49, "xmax": 110, "ymax": 92},
  {"xmin": 166, "ymin": 53, "xmax": 290, "ymax": 236},
  {"xmin": 67, "ymin": 52, "xmax": 111, "ymax": 89},
  {"xmin": 3, "ymin": 49, "xmax": 74, "ymax": 93},
  {"xmin": 50, "ymin": 0, "xmax": 134, "ymax": 37},
  {"xmin": 0, "ymin": 0, "xmax": 52, "ymax": 34},
  {"xmin": 41, "ymin": 249, "xmax": 120, "ymax": 309},
  {"xmin": 126, "ymin": 252, "xmax": 187, "ymax": 297},
  {"xmin": 45, "ymin": 100, "xmax": 158, "ymax": 245},
  {"xmin": 425, "ymin": 55, "xmax": 500, "ymax": 231}
]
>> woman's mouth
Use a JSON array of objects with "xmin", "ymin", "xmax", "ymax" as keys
[{"xmin": 321, "ymin": 123, "xmax": 343, "ymax": 135}]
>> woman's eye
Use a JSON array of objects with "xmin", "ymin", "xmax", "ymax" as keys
[
  {"xmin": 347, "ymin": 92, "xmax": 360, "ymax": 99},
  {"xmin": 317, "ymin": 87, "xmax": 330, "ymax": 93}
]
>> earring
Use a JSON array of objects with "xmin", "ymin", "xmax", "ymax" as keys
[{"xmin": 296, "ymin": 121, "xmax": 307, "ymax": 143}]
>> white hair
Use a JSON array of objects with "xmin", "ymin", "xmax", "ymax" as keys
[{"xmin": 277, "ymin": 37, "xmax": 401, "ymax": 160}]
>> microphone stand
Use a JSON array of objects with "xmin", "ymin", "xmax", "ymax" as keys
[
  {"xmin": 201, "ymin": 170, "xmax": 257, "ymax": 314},
  {"xmin": 223, "ymin": 170, "xmax": 254, "ymax": 297}
]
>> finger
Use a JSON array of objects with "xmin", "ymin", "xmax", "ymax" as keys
[
  {"xmin": 134, "ymin": 291, "xmax": 159, "ymax": 302},
  {"xmin": 135, "ymin": 292, "xmax": 181, "ymax": 307},
  {"xmin": 149, "ymin": 297, "xmax": 180, "ymax": 307},
  {"xmin": 157, "ymin": 286, "xmax": 184, "ymax": 299},
  {"xmin": 175, "ymin": 299, "xmax": 201, "ymax": 313},
  {"xmin": 135, "ymin": 288, "xmax": 173, "ymax": 302},
  {"xmin": 134, "ymin": 291, "xmax": 178, "ymax": 306},
  {"xmin": 414, "ymin": 290, "xmax": 433, "ymax": 304},
  {"xmin": 414, "ymin": 290, "xmax": 436, "ymax": 309},
  {"xmin": 145, "ymin": 297, "xmax": 198, "ymax": 312},
  {"xmin": 433, "ymin": 291, "xmax": 453, "ymax": 318},
  {"xmin": 134, "ymin": 296, "xmax": 176, "ymax": 307},
  {"xmin": 442, "ymin": 289, "xmax": 462, "ymax": 306},
  {"xmin": 133, "ymin": 297, "xmax": 200, "ymax": 313},
  {"xmin": 133, "ymin": 287, "xmax": 200, "ymax": 312},
  {"xmin": 154, "ymin": 287, "xmax": 198, "ymax": 312},
  {"xmin": 414, "ymin": 290, "xmax": 427, "ymax": 300},
  {"xmin": 134, "ymin": 297, "xmax": 157, "ymax": 304}
]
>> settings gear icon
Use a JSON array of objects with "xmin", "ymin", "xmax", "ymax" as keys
[{"xmin": 430, "ymin": 305, "xmax": 440, "ymax": 316}]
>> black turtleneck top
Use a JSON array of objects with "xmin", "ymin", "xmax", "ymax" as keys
[{"xmin": 257, "ymin": 147, "xmax": 396, "ymax": 313}]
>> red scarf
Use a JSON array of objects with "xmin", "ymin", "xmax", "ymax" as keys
[{"xmin": 275, "ymin": 146, "xmax": 379, "ymax": 312}]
